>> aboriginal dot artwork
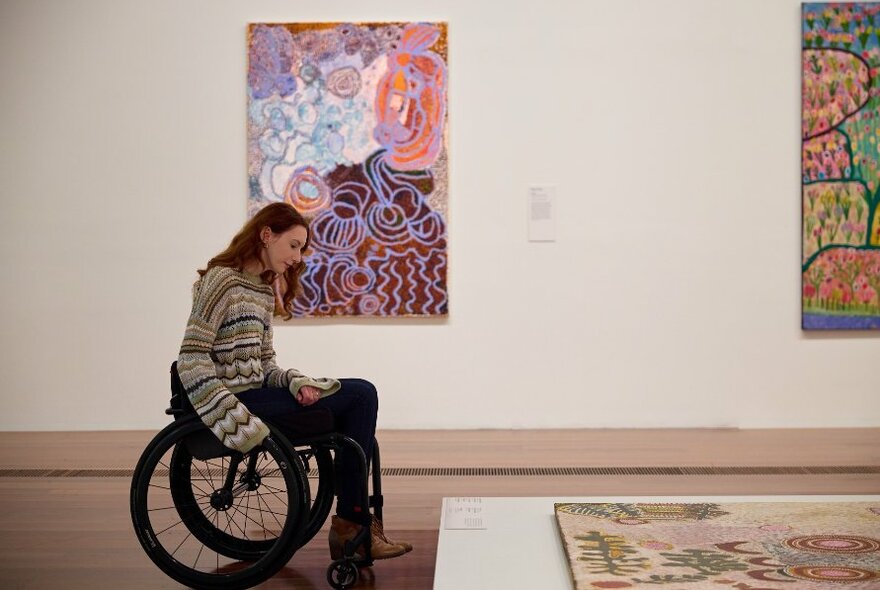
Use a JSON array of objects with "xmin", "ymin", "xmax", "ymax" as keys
[
  {"xmin": 247, "ymin": 22, "xmax": 448, "ymax": 317},
  {"xmin": 802, "ymin": 4, "xmax": 880, "ymax": 329},
  {"xmin": 555, "ymin": 502, "xmax": 880, "ymax": 589}
]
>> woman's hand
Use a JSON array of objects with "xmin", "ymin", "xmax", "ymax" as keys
[{"xmin": 296, "ymin": 385, "xmax": 321, "ymax": 406}]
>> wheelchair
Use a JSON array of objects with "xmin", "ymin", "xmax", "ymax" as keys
[{"xmin": 130, "ymin": 363, "xmax": 386, "ymax": 590}]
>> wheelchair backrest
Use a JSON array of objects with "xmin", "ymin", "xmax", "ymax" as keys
[{"xmin": 168, "ymin": 362, "xmax": 195, "ymax": 417}]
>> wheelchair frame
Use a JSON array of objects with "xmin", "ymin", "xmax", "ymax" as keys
[{"xmin": 130, "ymin": 363, "xmax": 384, "ymax": 590}]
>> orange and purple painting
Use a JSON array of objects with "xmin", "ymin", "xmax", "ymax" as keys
[
  {"xmin": 802, "ymin": 4, "xmax": 880, "ymax": 329},
  {"xmin": 247, "ymin": 22, "xmax": 448, "ymax": 317}
]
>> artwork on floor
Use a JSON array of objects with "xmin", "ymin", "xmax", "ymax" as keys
[
  {"xmin": 555, "ymin": 502, "xmax": 880, "ymax": 589},
  {"xmin": 247, "ymin": 22, "xmax": 449, "ymax": 317},
  {"xmin": 802, "ymin": 3, "xmax": 880, "ymax": 329}
]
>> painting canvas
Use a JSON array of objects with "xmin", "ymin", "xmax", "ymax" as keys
[
  {"xmin": 802, "ymin": 4, "xmax": 880, "ymax": 329},
  {"xmin": 555, "ymin": 501, "xmax": 880, "ymax": 589},
  {"xmin": 247, "ymin": 22, "xmax": 448, "ymax": 317}
]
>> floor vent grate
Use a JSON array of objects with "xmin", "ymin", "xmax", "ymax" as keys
[{"xmin": 0, "ymin": 466, "xmax": 877, "ymax": 478}]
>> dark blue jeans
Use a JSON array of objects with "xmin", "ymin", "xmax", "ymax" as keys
[{"xmin": 235, "ymin": 378, "xmax": 378, "ymax": 524}]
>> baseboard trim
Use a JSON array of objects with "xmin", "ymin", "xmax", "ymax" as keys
[{"xmin": 1, "ymin": 465, "xmax": 877, "ymax": 478}]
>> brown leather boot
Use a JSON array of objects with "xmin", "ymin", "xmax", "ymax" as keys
[
  {"xmin": 329, "ymin": 515, "xmax": 406, "ymax": 560},
  {"xmin": 371, "ymin": 518, "xmax": 413, "ymax": 553}
]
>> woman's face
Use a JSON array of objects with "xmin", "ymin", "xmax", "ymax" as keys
[{"xmin": 262, "ymin": 225, "xmax": 308, "ymax": 274}]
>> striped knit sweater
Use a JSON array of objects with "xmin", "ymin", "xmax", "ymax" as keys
[{"xmin": 178, "ymin": 266, "xmax": 340, "ymax": 453}]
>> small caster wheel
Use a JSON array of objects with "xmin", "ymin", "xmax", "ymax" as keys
[{"xmin": 327, "ymin": 558, "xmax": 359, "ymax": 589}]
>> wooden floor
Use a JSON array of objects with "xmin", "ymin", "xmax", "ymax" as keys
[{"xmin": 0, "ymin": 428, "xmax": 878, "ymax": 589}]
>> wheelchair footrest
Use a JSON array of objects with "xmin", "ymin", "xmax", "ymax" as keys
[{"xmin": 343, "ymin": 525, "xmax": 372, "ymax": 560}]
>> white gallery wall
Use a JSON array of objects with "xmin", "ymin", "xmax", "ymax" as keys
[{"xmin": 1, "ymin": 0, "xmax": 877, "ymax": 431}]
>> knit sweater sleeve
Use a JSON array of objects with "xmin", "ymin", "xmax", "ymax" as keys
[
  {"xmin": 178, "ymin": 268, "xmax": 270, "ymax": 453},
  {"xmin": 261, "ymin": 320, "xmax": 341, "ymax": 399}
]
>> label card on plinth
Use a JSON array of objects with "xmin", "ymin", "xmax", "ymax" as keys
[{"xmin": 443, "ymin": 497, "xmax": 486, "ymax": 529}]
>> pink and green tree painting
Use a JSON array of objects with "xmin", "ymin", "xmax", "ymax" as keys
[{"xmin": 803, "ymin": 3, "xmax": 880, "ymax": 329}]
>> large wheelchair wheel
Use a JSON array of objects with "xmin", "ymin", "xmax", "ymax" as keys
[
  {"xmin": 131, "ymin": 419, "xmax": 310, "ymax": 590},
  {"xmin": 168, "ymin": 439, "xmax": 334, "ymax": 555}
]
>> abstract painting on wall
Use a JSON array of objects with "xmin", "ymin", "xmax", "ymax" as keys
[
  {"xmin": 802, "ymin": 4, "xmax": 880, "ymax": 329},
  {"xmin": 247, "ymin": 22, "xmax": 448, "ymax": 317}
]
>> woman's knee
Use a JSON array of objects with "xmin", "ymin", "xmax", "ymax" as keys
[{"xmin": 342, "ymin": 378, "xmax": 378, "ymax": 410}]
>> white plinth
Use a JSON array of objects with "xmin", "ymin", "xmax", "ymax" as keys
[{"xmin": 433, "ymin": 495, "xmax": 880, "ymax": 590}]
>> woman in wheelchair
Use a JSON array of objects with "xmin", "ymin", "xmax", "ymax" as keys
[{"xmin": 176, "ymin": 202, "xmax": 411, "ymax": 561}]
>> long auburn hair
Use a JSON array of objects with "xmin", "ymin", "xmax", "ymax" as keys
[{"xmin": 198, "ymin": 203, "xmax": 310, "ymax": 320}]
